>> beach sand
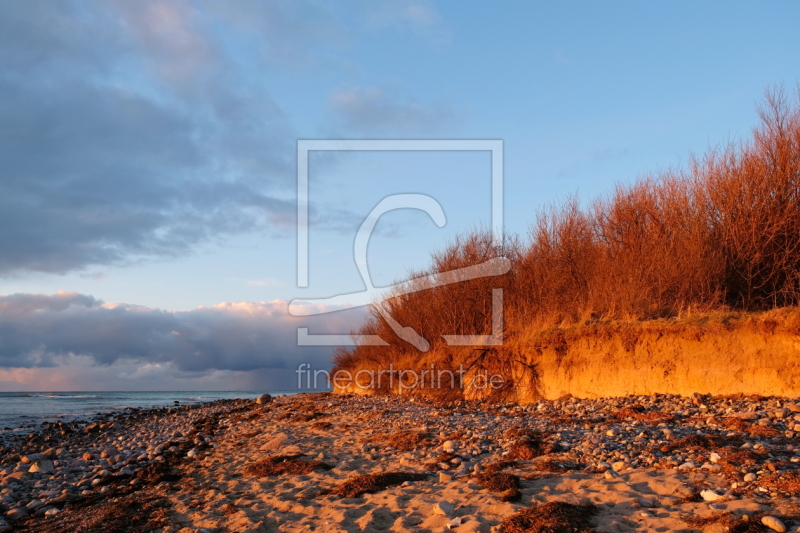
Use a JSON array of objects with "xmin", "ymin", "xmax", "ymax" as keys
[{"xmin": 4, "ymin": 392, "xmax": 800, "ymax": 532}]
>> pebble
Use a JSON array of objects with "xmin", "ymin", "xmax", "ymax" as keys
[
  {"xmin": 744, "ymin": 473, "xmax": 756, "ymax": 482},
  {"xmin": 433, "ymin": 501, "xmax": 455, "ymax": 516},
  {"xmin": 28, "ymin": 459, "xmax": 55, "ymax": 474},
  {"xmin": 447, "ymin": 517, "xmax": 462, "ymax": 529},
  {"xmin": 6, "ymin": 508, "xmax": 28, "ymax": 521},
  {"xmin": 762, "ymin": 516, "xmax": 787, "ymax": 532},
  {"xmin": 700, "ymin": 490, "xmax": 724, "ymax": 501},
  {"xmin": 260, "ymin": 433, "xmax": 291, "ymax": 451}
]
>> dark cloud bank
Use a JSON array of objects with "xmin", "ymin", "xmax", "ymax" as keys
[{"xmin": 0, "ymin": 291, "xmax": 362, "ymax": 375}]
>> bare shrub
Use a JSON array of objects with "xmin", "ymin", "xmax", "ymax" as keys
[{"xmin": 333, "ymin": 86, "xmax": 800, "ymax": 402}]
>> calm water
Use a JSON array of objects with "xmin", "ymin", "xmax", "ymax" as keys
[{"xmin": 0, "ymin": 391, "xmax": 294, "ymax": 433}]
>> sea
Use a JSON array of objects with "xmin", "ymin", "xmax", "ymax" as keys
[{"xmin": 0, "ymin": 391, "xmax": 296, "ymax": 434}]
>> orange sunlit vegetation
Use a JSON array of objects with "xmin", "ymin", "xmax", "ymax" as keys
[{"xmin": 334, "ymin": 87, "xmax": 800, "ymax": 399}]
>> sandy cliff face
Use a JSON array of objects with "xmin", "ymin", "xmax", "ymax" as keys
[
  {"xmin": 509, "ymin": 309, "xmax": 800, "ymax": 401},
  {"xmin": 333, "ymin": 308, "xmax": 800, "ymax": 402}
]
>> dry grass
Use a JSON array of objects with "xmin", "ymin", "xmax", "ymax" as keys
[
  {"xmin": 318, "ymin": 472, "xmax": 429, "ymax": 498},
  {"xmin": 424, "ymin": 452, "xmax": 458, "ymax": 471},
  {"xmin": 366, "ymin": 430, "xmax": 432, "ymax": 451},
  {"xmin": 507, "ymin": 438, "xmax": 553, "ymax": 460},
  {"xmin": 723, "ymin": 417, "xmax": 752, "ymax": 432},
  {"xmin": 474, "ymin": 472, "xmax": 522, "ymax": 502},
  {"xmin": 758, "ymin": 472, "xmax": 800, "ymax": 493},
  {"xmin": 500, "ymin": 501, "xmax": 597, "ymax": 533},
  {"xmin": 242, "ymin": 455, "xmax": 332, "ymax": 477},
  {"xmin": 747, "ymin": 424, "xmax": 782, "ymax": 437},
  {"xmin": 530, "ymin": 458, "xmax": 583, "ymax": 473},
  {"xmin": 13, "ymin": 490, "xmax": 171, "ymax": 533},
  {"xmin": 483, "ymin": 460, "xmax": 518, "ymax": 475},
  {"xmin": 616, "ymin": 406, "xmax": 675, "ymax": 424},
  {"xmin": 504, "ymin": 427, "xmax": 546, "ymax": 439},
  {"xmin": 683, "ymin": 512, "xmax": 772, "ymax": 532}
]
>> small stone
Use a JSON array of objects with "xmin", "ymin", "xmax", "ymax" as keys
[
  {"xmin": 606, "ymin": 430, "xmax": 616, "ymax": 437},
  {"xmin": 187, "ymin": 448, "xmax": 197, "ymax": 458},
  {"xmin": 442, "ymin": 440, "xmax": 456, "ymax": 453},
  {"xmin": 82, "ymin": 452, "xmax": 93, "ymax": 461},
  {"xmin": 709, "ymin": 452, "xmax": 721, "ymax": 464},
  {"xmin": 761, "ymin": 516, "xmax": 787, "ymax": 532},
  {"xmin": 604, "ymin": 470, "xmax": 619, "ymax": 479},
  {"xmin": 612, "ymin": 461, "xmax": 626, "ymax": 472},
  {"xmin": 439, "ymin": 472, "xmax": 454, "ymax": 484},
  {"xmin": 44, "ymin": 507, "xmax": 60, "ymax": 517},
  {"xmin": 744, "ymin": 473, "xmax": 756, "ymax": 482},
  {"xmin": 433, "ymin": 501, "xmax": 455, "ymax": 516},
  {"xmin": 700, "ymin": 490, "xmax": 723, "ymax": 501},
  {"xmin": 447, "ymin": 517, "xmax": 462, "ymax": 529},
  {"xmin": 637, "ymin": 497, "xmax": 655, "ymax": 508}
]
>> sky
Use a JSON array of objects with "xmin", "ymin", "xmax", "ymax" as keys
[{"xmin": 1, "ymin": 1, "xmax": 800, "ymax": 391}]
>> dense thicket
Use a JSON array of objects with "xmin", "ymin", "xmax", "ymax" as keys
[{"xmin": 334, "ymin": 88, "xmax": 800, "ymax": 397}]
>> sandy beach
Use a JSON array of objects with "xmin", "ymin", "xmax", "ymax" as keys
[{"xmin": 3, "ymin": 392, "xmax": 800, "ymax": 532}]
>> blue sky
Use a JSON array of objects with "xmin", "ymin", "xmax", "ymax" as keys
[{"xmin": 1, "ymin": 1, "xmax": 799, "ymax": 390}]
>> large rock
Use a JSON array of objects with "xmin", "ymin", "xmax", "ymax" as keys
[
  {"xmin": 6, "ymin": 508, "xmax": 28, "ymax": 521},
  {"xmin": 25, "ymin": 500, "xmax": 44, "ymax": 511},
  {"xmin": 100, "ymin": 447, "xmax": 119, "ymax": 458},
  {"xmin": 433, "ymin": 501, "xmax": 455, "ymax": 516},
  {"xmin": 256, "ymin": 394, "xmax": 272, "ymax": 405},
  {"xmin": 260, "ymin": 433, "xmax": 291, "ymax": 451},
  {"xmin": 28, "ymin": 460, "xmax": 55, "ymax": 474},
  {"xmin": 20, "ymin": 453, "xmax": 43, "ymax": 464},
  {"xmin": 762, "ymin": 516, "xmax": 787, "ymax": 532}
]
